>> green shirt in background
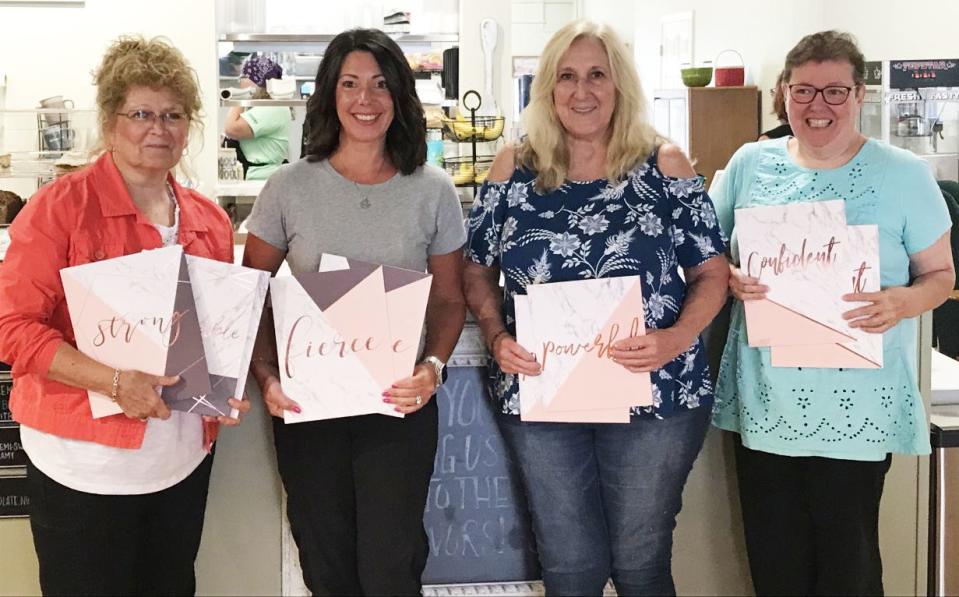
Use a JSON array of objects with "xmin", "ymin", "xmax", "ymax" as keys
[{"xmin": 239, "ymin": 106, "xmax": 291, "ymax": 180}]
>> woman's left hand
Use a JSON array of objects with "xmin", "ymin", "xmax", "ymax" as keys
[
  {"xmin": 384, "ymin": 363, "xmax": 437, "ymax": 415},
  {"xmin": 609, "ymin": 328, "xmax": 692, "ymax": 373},
  {"xmin": 202, "ymin": 396, "xmax": 251, "ymax": 427},
  {"xmin": 842, "ymin": 287, "xmax": 910, "ymax": 333}
]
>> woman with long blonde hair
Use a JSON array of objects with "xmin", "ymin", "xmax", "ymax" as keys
[{"xmin": 463, "ymin": 20, "xmax": 729, "ymax": 596}]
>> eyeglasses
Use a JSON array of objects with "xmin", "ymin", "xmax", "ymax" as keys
[
  {"xmin": 787, "ymin": 84, "xmax": 857, "ymax": 105},
  {"xmin": 116, "ymin": 110, "xmax": 189, "ymax": 127}
]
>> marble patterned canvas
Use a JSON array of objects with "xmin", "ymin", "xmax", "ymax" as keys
[
  {"xmin": 515, "ymin": 276, "xmax": 652, "ymax": 423},
  {"xmin": 770, "ymin": 224, "xmax": 883, "ymax": 368},
  {"xmin": 183, "ymin": 255, "xmax": 270, "ymax": 417},
  {"xmin": 737, "ymin": 200, "xmax": 861, "ymax": 347},
  {"xmin": 272, "ymin": 256, "xmax": 432, "ymax": 423},
  {"xmin": 60, "ymin": 245, "xmax": 193, "ymax": 418}
]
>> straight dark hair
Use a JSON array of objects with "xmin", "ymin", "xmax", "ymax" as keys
[{"xmin": 303, "ymin": 28, "xmax": 426, "ymax": 174}]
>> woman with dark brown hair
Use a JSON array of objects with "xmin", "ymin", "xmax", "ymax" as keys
[{"xmin": 243, "ymin": 28, "xmax": 466, "ymax": 595}]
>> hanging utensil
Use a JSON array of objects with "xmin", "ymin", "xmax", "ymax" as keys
[{"xmin": 478, "ymin": 18, "xmax": 500, "ymax": 117}]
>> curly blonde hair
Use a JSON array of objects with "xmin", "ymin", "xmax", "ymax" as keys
[
  {"xmin": 93, "ymin": 35, "xmax": 204, "ymax": 148},
  {"xmin": 517, "ymin": 21, "xmax": 659, "ymax": 193}
]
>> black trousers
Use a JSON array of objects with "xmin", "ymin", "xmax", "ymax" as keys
[
  {"xmin": 27, "ymin": 454, "xmax": 213, "ymax": 596},
  {"xmin": 734, "ymin": 437, "xmax": 891, "ymax": 596},
  {"xmin": 272, "ymin": 399, "xmax": 438, "ymax": 596}
]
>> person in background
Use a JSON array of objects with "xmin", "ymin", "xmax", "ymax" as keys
[
  {"xmin": 712, "ymin": 30, "xmax": 954, "ymax": 596},
  {"xmin": 243, "ymin": 28, "xmax": 466, "ymax": 595},
  {"xmin": 463, "ymin": 20, "xmax": 729, "ymax": 596},
  {"xmin": 0, "ymin": 36, "xmax": 247, "ymax": 595},
  {"xmin": 758, "ymin": 70, "xmax": 792, "ymax": 140},
  {"xmin": 223, "ymin": 55, "xmax": 292, "ymax": 180}
]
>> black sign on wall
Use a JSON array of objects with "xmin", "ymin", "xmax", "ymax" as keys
[
  {"xmin": 0, "ymin": 426, "xmax": 25, "ymax": 468},
  {"xmin": 422, "ymin": 367, "xmax": 540, "ymax": 585},
  {"xmin": 864, "ymin": 61, "xmax": 883, "ymax": 86},
  {"xmin": 0, "ymin": 376, "xmax": 12, "ymax": 427},
  {"xmin": 0, "ymin": 474, "xmax": 29, "ymax": 518},
  {"xmin": 890, "ymin": 59, "xmax": 959, "ymax": 89}
]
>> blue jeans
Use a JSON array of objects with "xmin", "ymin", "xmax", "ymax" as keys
[{"xmin": 496, "ymin": 407, "xmax": 710, "ymax": 596}]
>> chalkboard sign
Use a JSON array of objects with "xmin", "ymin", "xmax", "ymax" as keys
[
  {"xmin": 422, "ymin": 367, "xmax": 540, "ymax": 584},
  {"xmin": 0, "ymin": 375, "xmax": 11, "ymax": 427},
  {"xmin": 0, "ymin": 474, "xmax": 29, "ymax": 518}
]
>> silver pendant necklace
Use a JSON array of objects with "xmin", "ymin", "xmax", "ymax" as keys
[{"xmin": 356, "ymin": 184, "xmax": 372, "ymax": 209}]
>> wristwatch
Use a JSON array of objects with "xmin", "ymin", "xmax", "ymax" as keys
[{"xmin": 422, "ymin": 355, "xmax": 447, "ymax": 389}]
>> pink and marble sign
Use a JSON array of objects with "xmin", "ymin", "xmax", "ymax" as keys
[
  {"xmin": 515, "ymin": 276, "xmax": 652, "ymax": 423},
  {"xmin": 183, "ymin": 255, "xmax": 270, "ymax": 417},
  {"xmin": 60, "ymin": 246, "xmax": 212, "ymax": 419},
  {"xmin": 271, "ymin": 255, "xmax": 432, "ymax": 423}
]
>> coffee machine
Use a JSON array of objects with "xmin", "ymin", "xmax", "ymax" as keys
[{"xmin": 884, "ymin": 59, "xmax": 959, "ymax": 180}]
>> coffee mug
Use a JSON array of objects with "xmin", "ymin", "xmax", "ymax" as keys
[
  {"xmin": 38, "ymin": 96, "xmax": 75, "ymax": 127},
  {"xmin": 41, "ymin": 126, "xmax": 75, "ymax": 152}
]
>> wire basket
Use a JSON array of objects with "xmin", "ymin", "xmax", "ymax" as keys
[
  {"xmin": 443, "ymin": 155, "xmax": 494, "ymax": 186},
  {"xmin": 441, "ymin": 115, "xmax": 505, "ymax": 142}
]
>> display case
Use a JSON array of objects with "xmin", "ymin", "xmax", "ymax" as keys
[
  {"xmin": 214, "ymin": 32, "xmax": 460, "ymax": 228},
  {"xmin": 652, "ymin": 86, "xmax": 761, "ymax": 185}
]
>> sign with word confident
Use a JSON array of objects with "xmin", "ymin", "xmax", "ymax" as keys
[
  {"xmin": 736, "ymin": 200, "xmax": 882, "ymax": 368},
  {"xmin": 270, "ymin": 254, "xmax": 432, "ymax": 423},
  {"xmin": 514, "ymin": 276, "xmax": 652, "ymax": 423}
]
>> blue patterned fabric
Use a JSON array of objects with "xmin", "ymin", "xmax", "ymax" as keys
[{"xmin": 465, "ymin": 151, "xmax": 728, "ymax": 418}]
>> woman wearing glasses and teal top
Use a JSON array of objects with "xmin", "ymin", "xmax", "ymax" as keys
[
  {"xmin": 711, "ymin": 30, "xmax": 954, "ymax": 596},
  {"xmin": 0, "ymin": 37, "xmax": 246, "ymax": 595}
]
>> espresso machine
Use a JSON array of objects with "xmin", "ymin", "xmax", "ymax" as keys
[{"xmin": 883, "ymin": 59, "xmax": 959, "ymax": 180}]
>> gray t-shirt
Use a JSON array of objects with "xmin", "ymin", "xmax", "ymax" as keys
[{"xmin": 246, "ymin": 158, "xmax": 466, "ymax": 274}]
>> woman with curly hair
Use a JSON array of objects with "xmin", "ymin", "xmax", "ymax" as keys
[{"xmin": 0, "ymin": 36, "xmax": 245, "ymax": 595}]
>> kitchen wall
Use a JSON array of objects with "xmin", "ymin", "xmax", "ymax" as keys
[
  {"xmin": 0, "ymin": 1, "xmax": 219, "ymax": 196},
  {"xmin": 581, "ymin": 0, "xmax": 959, "ymax": 134}
]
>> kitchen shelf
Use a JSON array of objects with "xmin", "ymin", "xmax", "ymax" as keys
[
  {"xmin": 220, "ymin": 99, "xmax": 307, "ymax": 107},
  {"xmin": 219, "ymin": 33, "xmax": 458, "ymax": 43},
  {"xmin": 219, "ymin": 75, "xmax": 315, "ymax": 82}
]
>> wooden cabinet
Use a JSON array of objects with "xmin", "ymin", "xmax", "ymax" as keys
[{"xmin": 652, "ymin": 86, "xmax": 761, "ymax": 185}]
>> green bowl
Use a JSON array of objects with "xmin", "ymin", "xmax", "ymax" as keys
[{"xmin": 681, "ymin": 66, "xmax": 713, "ymax": 87}]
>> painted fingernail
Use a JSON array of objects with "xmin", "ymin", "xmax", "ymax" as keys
[
  {"xmin": 394, "ymin": 407, "xmax": 403, "ymax": 412},
  {"xmin": 292, "ymin": 406, "xmax": 302, "ymax": 414},
  {"xmin": 383, "ymin": 398, "xmax": 391, "ymax": 403}
]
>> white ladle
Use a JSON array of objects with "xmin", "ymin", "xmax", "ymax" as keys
[{"xmin": 478, "ymin": 18, "xmax": 500, "ymax": 117}]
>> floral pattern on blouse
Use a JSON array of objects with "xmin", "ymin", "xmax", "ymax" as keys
[{"xmin": 465, "ymin": 151, "xmax": 728, "ymax": 418}]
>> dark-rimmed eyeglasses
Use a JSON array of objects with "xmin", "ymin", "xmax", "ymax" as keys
[
  {"xmin": 787, "ymin": 84, "xmax": 857, "ymax": 105},
  {"xmin": 116, "ymin": 110, "xmax": 189, "ymax": 127}
]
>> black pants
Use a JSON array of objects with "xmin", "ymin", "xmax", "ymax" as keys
[
  {"xmin": 27, "ymin": 454, "xmax": 213, "ymax": 596},
  {"xmin": 734, "ymin": 437, "xmax": 891, "ymax": 596},
  {"xmin": 272, "ymin": 399, "xmax": 438, "ymax": 596}
]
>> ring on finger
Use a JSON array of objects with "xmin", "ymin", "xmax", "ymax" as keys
[{"xmin": 415, "ymin": 395, "xmax": 422, "ymax": 406}]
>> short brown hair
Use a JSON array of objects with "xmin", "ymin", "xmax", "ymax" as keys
[
  {"xmin": 93, "ymin": 36, "xmax": 203, "ymax": 144},
  {"xmin": 771, "ymin": 70, "xmax": 787, "ymax": 122},
  {"xmin": 783, "ymin": 30, "xmax": 865, "ymax": 86}
]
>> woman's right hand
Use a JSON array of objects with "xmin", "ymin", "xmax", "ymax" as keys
[
  {"xmin": 729, "ymin": 263, "xmax": 769, "ymax": 301},
  {"xmin": 491, "ymin": 333, "xmax": 542, "ymax": 376},
  {"xmin": 114, "ymin": 370, "xmax": 178, "ymax": 421},
  {"xmin": 259, "ymin": 371, "xmax": 301, "ymax": 418}
]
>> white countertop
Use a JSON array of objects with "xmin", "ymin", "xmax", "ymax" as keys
[
  {"xmin": 216, "ymin": 180, "xmax": 266, "ymax": 197},
  {"xmin": 931, "ymin": 349, "xmax": 959, "ymax": 406}
]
